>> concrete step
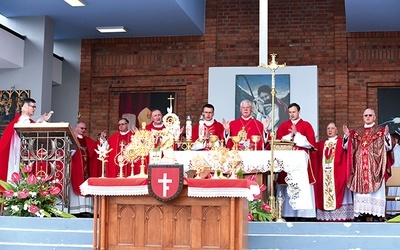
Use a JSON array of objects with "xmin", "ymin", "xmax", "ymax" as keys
[
  {"xmin": 248, "ymin": 221, "xmax": 400, "ymax": 250},
  {"xmin": 0, "ymin": 216, "xmax": 93, "ymax": 250}
]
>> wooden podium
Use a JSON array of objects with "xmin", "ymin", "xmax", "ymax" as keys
[
  {"xmin": 14, "ymin": 122, "xmax": 79, "ymax": 210},
  {"xmin": 81, "ymin": 178, "xmax": 251, "ymax": 250}
]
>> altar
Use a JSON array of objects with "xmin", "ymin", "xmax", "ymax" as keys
[
  {"xmin": 81, "ymin": 178, "xmax": 259, "ymax": 250},
  {"xmin": 173, "ymin": 150, "xmax": 312, "ymax": 210}
]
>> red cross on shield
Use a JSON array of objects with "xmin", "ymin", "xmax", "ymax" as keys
[{"xmin": 148, "ymin": 164, "xmax": 184, "ymax": 202}]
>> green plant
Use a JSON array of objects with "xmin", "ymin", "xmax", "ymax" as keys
[
  {"xmin": 0, "ymin": 163, "xmax": 75, "ymax": 218},
  {"xmin": 246, "ymin": 174, "xmax": 272, "ymax": 222}
]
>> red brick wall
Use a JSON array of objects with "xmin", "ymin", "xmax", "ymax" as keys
[{"xmin": 79, "ymin": 0, "xmax": 400, "ymax": 140}]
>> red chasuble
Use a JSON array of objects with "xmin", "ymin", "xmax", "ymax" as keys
[
  {"xmin": 226, "ymin": 117, "xmax": 265, "ymax": 150},
  {"xmin": 346, "ymin": 125, "xmax": 394, "ymax": 194},
  {"xmin": 132, "ymin": 123, "xmax": 167, "ymax": 174},
  {"xmin": 276, "ymin": 119, "xmax": 317, "ymax": 184},
  {"xmin": 71, "ymin": 136, "xmax": 100, "ymax": 195},
  {"xmin": 314, "ymin": 137, "xmax": 348, "ymax": 210},
  {"xmin": 106, "ymin": 131, "xmax": 134, "ymax": 178},
  {"xmin": 0, "ymin": 114, "xmax": 34, "ymax": 187},
  {"xmin": 192, "ymin": 119, "xmax": 225, "ymax": 149},
  {"xmin": 146, "ymin": 123, "xmax": 165, "ymax": 149}
]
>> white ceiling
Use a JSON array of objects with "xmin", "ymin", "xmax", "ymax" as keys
[
  {"xmin": 0, "ymin": 0, "xmax": 399, "ymax": 40},
  {"xmin": 0, "ymin": 0, "xmax": 206, "ymax": 40}
]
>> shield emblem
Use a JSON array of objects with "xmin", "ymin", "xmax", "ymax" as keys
[{"xmin": 148, "ymin": 164, "xmax": 184, "ymax": 202}]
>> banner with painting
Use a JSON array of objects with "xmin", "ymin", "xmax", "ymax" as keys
[{"xmin": 235, "ymin": 74, "xmax": 290, "ymax": 131}]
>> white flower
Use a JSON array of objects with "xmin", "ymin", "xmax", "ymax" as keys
[
  {"xmin": 29, "ymin": 191, "xmax": 37, "ymax": 197},
  {"xmin": 11, "ymin": 205, "xmax": 19, "ymax": 211}
]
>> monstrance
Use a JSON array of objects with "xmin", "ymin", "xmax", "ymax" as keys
[{"xmin": 125, "ymin": 122, "xmax": 154, "ymax": 178}]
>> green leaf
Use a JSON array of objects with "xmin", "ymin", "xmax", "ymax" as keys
[
  {"xmin": 50, "ymin": 208, "xmax": 76, "ymax": 218},
  {"xmin": 237, "ymin": 168, "xmax": 243, "ymax": 179},
  {"xmin": 0, "ymin": 180, "xmax": 16, "ymax": 191}
]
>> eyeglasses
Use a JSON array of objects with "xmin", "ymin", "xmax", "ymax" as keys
[
  {"xmin": 364, "ymin": 114, "xmax": 373, "ymax": 117},
  {"xmin": 118, "ymin": 123, "xmax": 128, "ymax": 126},
  {"xmin": 28, "ymin": 105, "xmax": 37, "ymax": 108},
  {"xmin": 80, "ymin": 127, "xmax": 87, "ymax": 130}
]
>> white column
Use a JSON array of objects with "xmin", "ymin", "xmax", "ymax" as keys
[{"xmin": 259, "ymin": 0, "xmax": 268, "ymax": 66}]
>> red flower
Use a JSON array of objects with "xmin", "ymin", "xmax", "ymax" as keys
[
  {"xmin": 49, "ymin": 186, "xmax": 61, "ymax": 195},
  {"xmin": 3, "ymin": 190, "xmax": 14, "ymax": 197},
  {"xmin": 262, "ymin": 203, "xmax": 271, "ymax": 212},
  {"xmin": 39, "ymin": 190, "xmax": 50, "ymax": 196},
  {"xmin": 246, "ymin": 174, "xmax": 256, "ymax": 182},
  {"xmin": 18, "ymin": 190, "xmax": 29, "ymax": 199},
  {"xmin": 42, "ymin": 175, "xmax": 53, "ymax": 182},
  {"xmin": 253, "ymin": 193, "xmax": 262, "ymax": 200},
  {"xmin": 28, "ymin": 205, "xmax": 39, "ymax": 214},
  {"xmin": 22, "ymin": 164, "xmax": 33, "ymax": 173},
  {"xmin": 11, "ymin": 172, "xmax": 21, "ymax": 183},
  {"xmin": 247, "ymin": 212, "xmax": 254, "ymax": 221},
  {"xmin": 27, "ymin": 174, "xmax": 37, "ymax": 184}
]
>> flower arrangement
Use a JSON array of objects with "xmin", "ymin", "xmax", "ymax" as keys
[
  {"xmin": 246, "ymin": 174, "xmax": 272, "ymax": 222},
  {"xmin": 0, "ymin": 163, "xmax": 75, "ymax": 218}
]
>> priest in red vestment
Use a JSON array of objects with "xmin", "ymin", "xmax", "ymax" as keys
[
  {"xmin": 275, "ymin": 102, "xmax": 317, "ymax": 219},
  {"xmin": 192, "ymin": 104, "xmax": 225, "ymax": 150},
  {"xmin": 70, "ymin": 121, "xmax": 101, "ymax": 215},
  {"xmin": 222, "ymin": 100, "xmax": 270, "ymax": 151},
  {"xmin": 132, "ymin": 109, "xmax": 166, "ymax": 174},
  {"xmin": 0, "ymin": 98, "xmax": 37, "ymax": 187},
  {"xmin": 105, "ymin": 118, "xmax": 134, "ymax": 178},
  {"xmin": 343, "ymin": 108, "xmax": 394, "ymax": 222},
  {"xmin": 315, "ymin": 122, "xmax": 353, "ymax": 221}
]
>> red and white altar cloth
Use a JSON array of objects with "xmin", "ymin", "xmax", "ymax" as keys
[
  {"xmin": 80, "ymin": 178, "xmax": 259, "ymax": 201},
  {"xmin": 185, "ymin": 178, "xmax": 259, "ymax": 201},
  {"xmin": 173, "ymin": 150, "xmax": 312, "ymax": 210},
  {"xmin": 80, "ymin": 178, "xmax": 149, "ymax": 196}
]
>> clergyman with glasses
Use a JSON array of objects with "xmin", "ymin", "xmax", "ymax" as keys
[
  {"xmin": 343, "ymin": 108, "xmax": 394, "ymax": 222},
  {"xmin": 0, "ymin": 98, "xmax": 52, "ymax": 188},
  {"xmin": 103, "ymin": 118, "xmax": 134, "ymax": 178},
  {"xmin": 70, "ymin": 121, "xmax": 103, "ymax": 217}
]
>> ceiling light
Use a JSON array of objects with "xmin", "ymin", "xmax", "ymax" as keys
[
  {"xmin": 64, "ymin": 0, "xmax": 85, "ymax": 7},
  {"xmin": 96, "ymin": 26, "xmax": 127, "ymax": 33}
]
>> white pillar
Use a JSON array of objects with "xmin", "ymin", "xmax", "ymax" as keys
[{"xmin": 259, "ymin": 0, "xmax": 268, "ymax": 66}]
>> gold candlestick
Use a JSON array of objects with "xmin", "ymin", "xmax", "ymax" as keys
[
  {"xmin": 260, "ymin": 53, "xmax": 286, "ymax": 221},
  {"xmin": 94, "ymin": 145, "xmax": 112, "ymax": 178}
]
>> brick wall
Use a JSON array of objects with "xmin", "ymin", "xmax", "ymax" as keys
[{"xmin": 79, "ymin": 0, "xmax": 400, "ymax": 140}]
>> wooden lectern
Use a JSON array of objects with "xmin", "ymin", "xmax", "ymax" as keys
[{"xmin": 14, "ymin": 122, "xmax": 79, "ymax": 211}]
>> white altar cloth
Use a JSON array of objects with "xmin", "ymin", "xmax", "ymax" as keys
[{"xmin": 173, "ymin": 150, "xmax": 312, "ymax": 210}]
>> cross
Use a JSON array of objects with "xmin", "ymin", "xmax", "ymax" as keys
[
  {"xmin": 260, "ymin": 53, "xmax": 286, "ymax": 87},
  {"xmin": 158, "ymin": 173, "xmax": 172, "ymax": 197},
  {"xmin": 167, "ymin": 95, "xmax": 174, "ymax": 113}
]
